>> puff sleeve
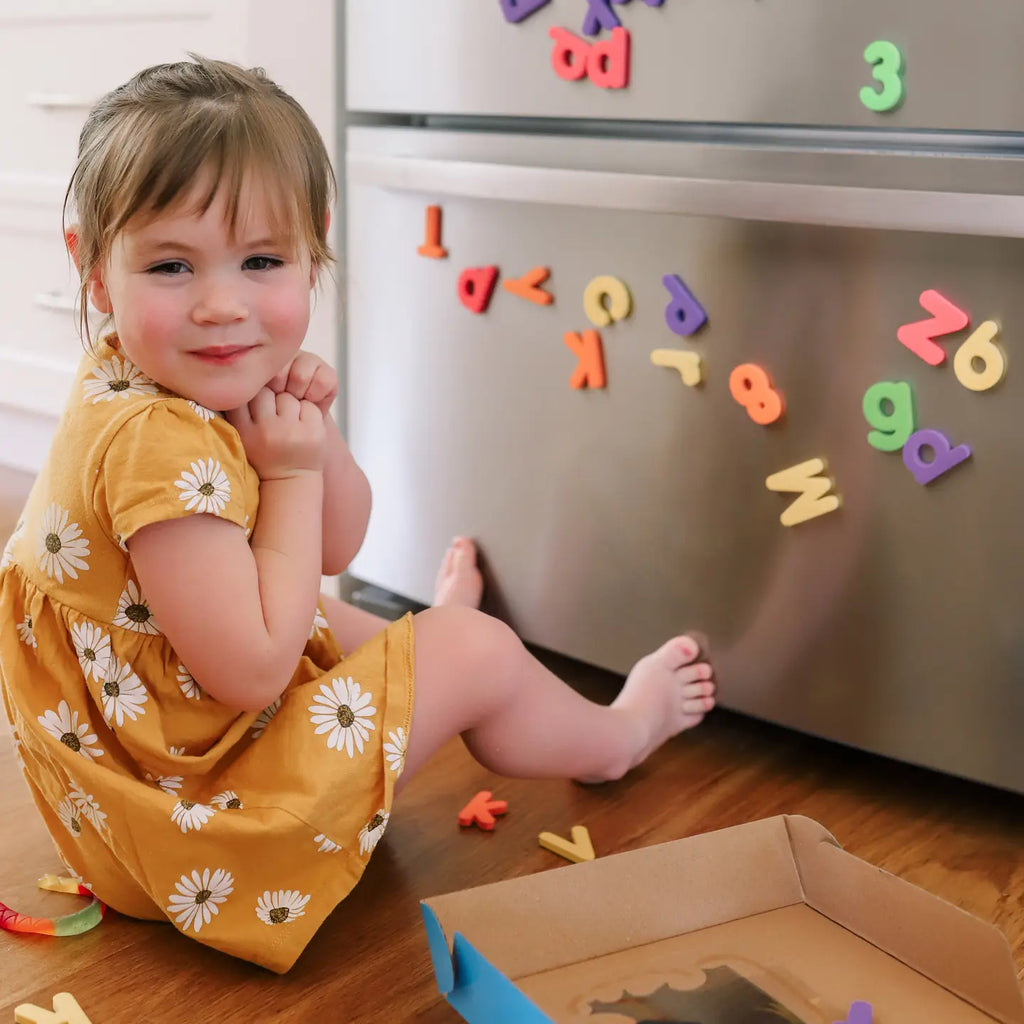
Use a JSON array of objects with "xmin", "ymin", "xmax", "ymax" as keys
[{"xmin": 95, "ymin": 398, "xmax": 258, "ymax": 545}]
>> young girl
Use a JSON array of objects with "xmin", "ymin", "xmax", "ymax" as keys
[{"xmin": 0, "ymin": 57, "xmax": 716, "ymax": 973}]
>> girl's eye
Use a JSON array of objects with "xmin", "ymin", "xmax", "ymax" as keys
[
  {"xmin": 243, "ymin": 255, "xmax": 283, "ymax": 272},
  {"xmin": 148, "ymin": 261, "xmax": 190, "ymax": 276}
]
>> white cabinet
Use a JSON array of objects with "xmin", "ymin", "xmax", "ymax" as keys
[{"xmin": 0, "ymin": 0, "xmax": 337, "ymax": 472}]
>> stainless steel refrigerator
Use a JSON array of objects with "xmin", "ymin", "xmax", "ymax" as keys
[{"xmin": 342, "ymin": 0, "xmax": 1024, "ymax": 794}]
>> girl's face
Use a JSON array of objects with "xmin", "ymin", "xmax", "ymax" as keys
[{"xmin": 87, "ymin": 176, "xmax": 316, "ymax": 412}]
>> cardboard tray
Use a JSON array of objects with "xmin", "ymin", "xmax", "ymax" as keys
[{"xmin": 421, "ymin": 815, "xmax": 1024, "ymax": 1024}]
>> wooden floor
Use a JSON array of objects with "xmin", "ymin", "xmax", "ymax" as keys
[{"xmin": 1, "ymin": 467, "xmax": 1022, "ymax": 1022}]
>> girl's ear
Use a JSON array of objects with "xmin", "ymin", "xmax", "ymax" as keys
[
  {"xmin": 86, "ymin": 266, "xmax": 113, "ymax": 314},
  {"xmin": 64, "ymin": 228, "xmax": 80, "ymax": 270}
]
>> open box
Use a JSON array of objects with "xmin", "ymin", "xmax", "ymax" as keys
[{"xmin": 420, "ymin": 815, "xmax": 1024, "ymax": 1024}]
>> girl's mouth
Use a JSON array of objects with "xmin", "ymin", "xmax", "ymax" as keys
[{"xmin": 191, "ymin": 345, "xmax": 255, "ymax": 365}]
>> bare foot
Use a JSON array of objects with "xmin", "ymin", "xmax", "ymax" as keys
[
  {"xmin": 433, "ymin": 537, "xmax": 484, "ymax": 609},
  {"xmin": 600, "ymin": 635, "xmax": 715, "ymax": 777}
]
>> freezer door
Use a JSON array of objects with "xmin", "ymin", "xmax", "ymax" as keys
[
  {"xmin": 347, "ymin": 0, "xmax": 1024, "ymax": 132},
  {"xmin": 345, "ymin": 127, "xmax": 1024, "ymax": 793}
]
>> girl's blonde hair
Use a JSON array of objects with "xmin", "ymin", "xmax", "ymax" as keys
[{"xmin": 65, "ymin": 54, "xmax": 336, "ymax": 346}]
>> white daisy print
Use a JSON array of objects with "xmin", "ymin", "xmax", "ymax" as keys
[
  {"xmin": 314, "ymin": 833, "xmax": 342, "ymax": 854},
  {"xmin": 37, "ymin": 700, "xmax": 103, "ymax": 760},
  {"xmin": 70, "ymin": 622, "xmax": 111, "ymax": 683},
  {"xmin": 113, "ymin": 580, "xmax": 160, "ymax": 635},
  {"xmin": 175, "ymin": 458, "xmax": 231, "ymax": 515},
  {"xmin": 1, "ymin": 518, "xmax": 24, "ymax": 569},
  {"xmin": 169, "ymin": 745, "xmax": 186, "ymax": 756},
  {"xmin": 57, "ymin": 797, "xmax": 84, "ymax": 838},
  {"xmin": 359, "ymin": 809, "xmax": 389, "ymax": 856},
  {"xmin": 37, "ymin": 504, "xmax": 90, "ymax": 583},
  {"xmin": 68, "ymin": 781, "xmax": 107, "ymax": 830},
  {"xmin": 171, "ymin": 799, "xmax": 216, "ymax": 833},
  {"xmin": 187, "ymin": 401, "xmax": 216, "ymax": 422},
  {"xmin": 243, "ymin": 515, "xmax": 251, "ymax": 538},
  {"xmin": 309, "ymin": 676, "xmax": 376, "ymax": 757},
  {"xmin": 166, "ymin": 868, "xmax": 233, "ymax": 933},
  {"xmin": 256, "ymin": 889, "xmax": 310, "ymax": 926},
  {"xmin": 210, "ymin": 790, "xmax": 243, "ymax": 810},
  {"xmin": 309, "ymin": 607, "xmax": 329, "ymax": 639},
  {"xmin": 16, "ymin": 614, "xmax": 36, "ymax": 648},
  {"xmin": 177, "ymin": 665, "xmax": 202, "ymax": 700},
  {"xmin": 146, "ymin": 772, "xmax": 183, "ymax": 795},
  {"xmin": 100, "ymin": 657, "xmax": 149, "ymax": 727},
  {"xmin": 384, "ymin": 727, "xmax": 407, "ymax": 775},
  {"xmin": 82, "ymin": 355, "xmax": 158, "ymax": 403},
  {"xmin": 250, "ymin": 698, "xmax": 281, "ymax": 740}
]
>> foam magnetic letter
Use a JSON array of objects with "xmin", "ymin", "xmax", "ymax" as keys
[
  {"xmin": 651, "ymin": 348, "xmax": 702, "ymax": 386},
  {"xmin": 902, "ymin": 429, "xmax": 972, "ymax": 485},
  {"xmin": 499, "ymin": 0, "xmax": 552, "ymax": 24},
  {"xmin": 503, "ymin": 266, "xmax": 553, "ymax": 305},
  {"xmin": 549, "ymin": 26, "xmax": 592, "ymax": 81},
  {"xmin": 765, "ymin": 458, "xmax": 841, "ymax": 527},
  {"xmin": 417, "ymin": 204, "xmax": 448, "ymax": 259},
  {"xmin": 581, "ymin": 0, "xmax": 623, "ymax": 35},
  {"xmin": 457, "ymin": 266, "xmax": 499, "ymax": 314},
  {"xmin": 583, "ymin": 275, "xmax": 632, "ymax": 326},
  {"xmin": 897, "ymin": 289, "xmax": 969, "ymax": 366},
  {"xmin": 587, "ymin": 27, "xmax": 631, "ymax": 89},
  {"xmin": 953, "ymin": 320, "xmax": 1007, "ymax": 392},
  {"xmin": 663, "ymin": 273, "xmax": 708, "ymax": 336},
  {"xmin": 563, "ymin": 329, "xmax": 607, "ymax": 389},
  {"xmin": 862, "ymin": 380, "xmax": 915, "ymax": 452}
]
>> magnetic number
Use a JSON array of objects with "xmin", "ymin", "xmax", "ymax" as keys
[
  {"xmin": 860, "ymin": 40, "xmax": 904, "ymax": 113},
  {"xmin": 862, "ymin": 381, "xmax": 916, "ymax": 452},
  {"xmin": 953, "ymin": 321, "xmax": 1006, "ymax": 392},
  {"xmin": 729, "ymin": 363, "xmax": 784, "ymax": 425}
]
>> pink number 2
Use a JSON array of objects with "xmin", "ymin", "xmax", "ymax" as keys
[{"xmin": 897, "ymin": 289, "xmax": 969, "ymax": 366}]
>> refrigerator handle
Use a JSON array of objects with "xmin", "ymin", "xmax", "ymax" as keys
[{"xmin": 348, "ymin": 152, "xmax": 1024, "ymax": 239}]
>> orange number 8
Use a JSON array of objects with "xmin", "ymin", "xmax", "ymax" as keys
[{"xmin": 729, "ymin": 363, "xmax": 785, "ymax": 425}]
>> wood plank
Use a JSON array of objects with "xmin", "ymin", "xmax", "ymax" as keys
[{"xmin": 1, "ymin": 653, "xmax": 1021, "ymax": 1021}]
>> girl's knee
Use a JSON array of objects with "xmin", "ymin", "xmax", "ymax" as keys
[{"xmin": 414, "ymin": 605, "xmax": 521, "ymax": 672}]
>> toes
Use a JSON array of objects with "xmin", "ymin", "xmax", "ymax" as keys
[
  {"xmin": 681, "ymin": 679, "xmax": 715, "ymax": 699},
  {"xmin": 657, "ymin": 635, "xmax": 701, "ymax": 668},
  {"xmin": 677, "ymin": 662, "xmax": 713, "ymax": 687},
  {"xmin": 682, "ymin": 695, "xmax": 714, "ymax": 716}
]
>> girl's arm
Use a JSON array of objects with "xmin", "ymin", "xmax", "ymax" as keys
[
  {"xmin": 128, "ymin": 390, "xmax": 325, "ymax": 713},
  {"xmin": 268, "ymin": 353, "xmax": 372, "ymax": 575}
]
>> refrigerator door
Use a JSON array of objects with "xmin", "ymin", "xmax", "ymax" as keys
[
  {"xmin": 346, "ymin": 0, "xmax": 1024, "ymax": 132},
  {"xmin": 345, "ymin": 126, "xmax": 1024, "ymax": 793}
]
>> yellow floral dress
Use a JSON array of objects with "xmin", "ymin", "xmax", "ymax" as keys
[{"xmin": 0, "ymin": 336, "xmax": 414, "ymax": 972}]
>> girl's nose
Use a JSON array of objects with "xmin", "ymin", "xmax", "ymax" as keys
[{"xmin": 192, "ymin": 280, "xmax": 248, "ymax": 325}]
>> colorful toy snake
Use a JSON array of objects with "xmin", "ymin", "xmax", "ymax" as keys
[{"xmin": 0, "ymin": 873, "xmax": 106, "ymax": 936}]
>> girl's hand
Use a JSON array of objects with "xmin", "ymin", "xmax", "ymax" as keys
[
  {"xmin": 267, "ymin": 352, "xmax": 338, "ymax": 416},
  {"xmin": 225, "ymin": 387, "xmax": 327, "ymax": 479}
]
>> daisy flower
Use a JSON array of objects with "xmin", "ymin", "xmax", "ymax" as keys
[
  {"xmin": 37, "ymin": 700, "xmax": 103, "ymax": 760},
  {"xmin": 309, "ymin": 607, "xmax": 329, "ymax": 639},
  {"xmin": 16, "ymin": 614, "xmax": 36, "ymax": 648},
  {"xmin": 113, "ymin": 580, "xmax": 160, "ymax": 635},
  {"xmin": 175, "ymin": 459, "xmax": 231, "ymax": 515},
  {"xmin": 171, "ymin": 799, "xmax": 216, "ymax": 833},
  {"xmin": 1, "ymin": 518, "xmax": 24, "ymax": 569},
  {"xmin": 168, "ymin": 746, "xmax": 186, "ymax": 756},
  {"xmin": 37, "ymin": 503, "xmax": 90, "ymax": 583},
  {"xmin": 255, "ymin": 890, "xmax": 310, "ymax": 926},
  {"xmin": 57, "ymin": 797, "xmax": 84, "ymax": 838},
  {"xmin": 359, "ymin": 809, "xmax": 389, "ymax": 856},
  {"xmin": 314, "ymin": 833, "xmax": 342, "ymax": 854},
  {"xmin": 70, "ymin": 622, "xmax": 111, "ymax": 682},
  {"xmin": 146, "ymin": 773, "xmax": 183, "ymax": 795},
  {"xmin": 210, "ymin": 790, "xmax": 242, "ymax": 810},
  {"xmin": 100, "ymin": 657, "xmax": 149, "ymax": 727},
  {"xmin": 308, "ymin": 676, "xmax": 376, "ymax": 757},
  {"xmin": 68, "ymin": 780, "xmax": 107, "ymax": 830},
  {"xmin": 384, "ymin": 727, "xmax": 407, "ymax": 775},
  {"xmin": 166, "ymin": 868, "xmax": 233, "ymax": 933},
  {"xmin": 177, "ymin": 665, "xmax": 202, "ymax": 700},
  {"xmin": 82, "ymin": 355, "xmax": 158, "ymax": 403},
  {"xmin": 250, "ymin": 699, "xmax": 281, "ymax": 740},
  {"xmin": 187, "ymin": 401, "xmax": 215, "ymax": 422}
]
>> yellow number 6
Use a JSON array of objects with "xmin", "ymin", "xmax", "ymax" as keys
[{"xmin": 860, "ymin": 40, "xmax": 904, "ymax": 113}]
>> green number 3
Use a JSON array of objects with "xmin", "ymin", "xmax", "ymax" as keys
[{"xmin": 860, "ymin": 40, "xmax": 904, "ymax": 113}]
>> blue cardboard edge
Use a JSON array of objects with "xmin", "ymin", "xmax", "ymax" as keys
[{"xmin": 420, "ymin": 902, "xmax": 455, "ymax": 993}]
